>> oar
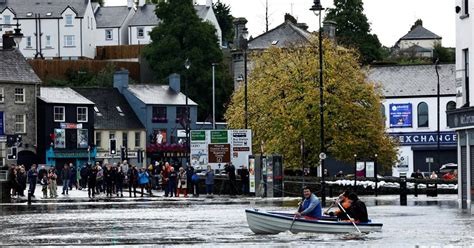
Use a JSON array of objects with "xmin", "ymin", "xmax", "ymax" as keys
[
  {"xmin": 337, "ymin": 201, "xmax": 362, "ymax": 233},
  {"xmin": 289, "ymin": 201, "xmax": 302, "ymax": 233}
]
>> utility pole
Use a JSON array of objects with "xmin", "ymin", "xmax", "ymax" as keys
[{"xmin": 265, "ymin": 0, "xmax": 269, "ymax": 32}]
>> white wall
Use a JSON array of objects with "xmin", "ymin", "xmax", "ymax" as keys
[
  {"xmin": 129, "ymin": 25, "xmax": 154, "ymax": 45},
  {"xmin": 82, "ymin": 1, "xmax": 97, "ymax": 58},
  {"xmin": 96, "ymin": 27, "xmax": 120, "ymax": 46},
  {"xmin": 456, "ymin": 0, "xmax": 474, "ymax": 107},
  {"xmin": 399, "ymin": 39, "xmax": 441, "ymax": 50}
]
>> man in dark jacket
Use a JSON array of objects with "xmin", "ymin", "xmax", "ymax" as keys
[
  {"xmin": 104, "ymin": 164, "xmax": 114, "ymax": 197},
  {"xmin": 80, "ymin": 165, "xmax": 88, "ymax": 190},
  {"xmin": 225, "ymin": 163, "xmax": 237, "ymax": 195},
  {"xmin": 336, "ymin": 192, "xmax": 368, "ymax": 223},
  {"xmin": 186, "ymin": 165, "xmax": 195, "ymax": 196},
  {"xmin": 128, "ymin": 165, "xmax": 139, "ymax": 197},
  {"xmin": 61, "ymin": 164, "xmax": 71, "ymax": 195},
  {"xmin": 239, "ymin": 165, "xmax": 250, "ymax": 195},
  {"xmin": 86, "ymin": 164, "xmax": 97, "ymax": 198},
  {"xmin": 27, "ymin": 164, "xmax": 38, "ymax": 197}
]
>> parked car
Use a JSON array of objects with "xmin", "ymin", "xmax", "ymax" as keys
[{"xmin": 440, "ymin": 163, "xmax": 458, "ymax": 173}]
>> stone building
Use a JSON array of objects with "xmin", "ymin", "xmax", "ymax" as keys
[{"xmin": 0, "ymin": 45, "xmax": 41, "ymax": 167}]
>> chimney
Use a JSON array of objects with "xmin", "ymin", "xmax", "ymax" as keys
[
  {"xmin": 323, "ymin": 20, "xmax": 337, "ymax": 44},
  {"xmin": 296, "ymin": 23, "xmax": 309, "ymax": 31},
  {"xmin": 127, "ymin": 0, "xmax": 133, "ymax": 9},
  {"xmin": 138, "ymin": 0, "xmax": 145, "ymax": 7},
  {"xmin": 284, "ymin": 13, "xmax": 297, "ymax": 24},
  {"xmin": 233, "ymin": 17, "xmax": 248, "ymax": 49},
  {"xmin": 113, "ymin": 70, "xmax": 129, "ymax": 94},
  {"xmin": 2, "ymin": 32, "xmax": 15, "ymax": 50},
  {"xmin": 168, "ymin": 73, "xmax": 181, "ymax": 93}
]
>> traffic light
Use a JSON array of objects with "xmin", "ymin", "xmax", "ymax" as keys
[
  {"xmin": 120, "ymin": 147, "xmax": 126, "ymax": 161},
  {"xmin": 137, "ymin": 149, "xmax": 143, "ymax": 163},
  {"xmin": 109, "ymin": 139, "xmax": 116, "ymax": 155},
  {"xmin": 7, "ymin": 147, "xmax": 17, "ymax": 160}
]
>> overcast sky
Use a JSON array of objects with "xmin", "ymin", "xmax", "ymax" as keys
[{"xmin": 107, "ymin": 0, "xmax": 456, "ymax": 47}]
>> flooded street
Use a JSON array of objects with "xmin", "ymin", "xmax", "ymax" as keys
[{"xmin": 0, "ymin": 195, "xmax": 472, "ymax": 247}]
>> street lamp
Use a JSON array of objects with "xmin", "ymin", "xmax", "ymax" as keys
[
  {"xmin": 310, "ymin": 0, "xmax": 326, "ymax": 206},
  {"xmin": 240, "ymin": 27, "xmax": 249, "ymax": 129},
  {"xmin": 12, "ymin": 20, "xmax": 24, "ymax": 49},
  {"xmin": 184, "ymin": 58, "xmax": 191, "ymax": 165},
  {"xmin": 212, "ymin": 63, "xmax": 218, "ymax": 130},
  {"xmin": 353, "ymin": 154, "xmax": 358, "ymax": 190},
  {"xmin": 374, "ymin": 153, "xmax": 378, "ymax": 197},
  {"xmin": 435, "ymin": 59, "xmax": 441, "ymax": 172}
]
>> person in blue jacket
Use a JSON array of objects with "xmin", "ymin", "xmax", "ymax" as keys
[
  {"xmin": 138, "ymin": 168, "xmax": 150, "ymax": 197},
  {"xmin": 296, "ymin": 186, "xmax": 322, "ymax": 219}
]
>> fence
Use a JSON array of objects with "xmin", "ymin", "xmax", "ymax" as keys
[
  {"xmin": 28, "ymin": 59, "xmax": 140, "ymax": 82},
  {"xmin": 96, "ymin": 45, "xmax": 146, "ymax": 60}
]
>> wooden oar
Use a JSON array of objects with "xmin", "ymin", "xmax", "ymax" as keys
[
  {"xmin": 337, "ymin": 201, "xmax": 362, "ymax": 233},
  {"xmin": 289, "ymin": 201, "xmax": 302, "ymax": 233}
]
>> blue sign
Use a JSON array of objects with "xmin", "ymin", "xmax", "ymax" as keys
[
  {"xmin": 0, "ymin": 112, "xmax": 4, "ymax": 136},
  {"xmin": 389, "ymin": 103, "xmax": 412, "ymax": 128},
  {"xmin": 389, "ymin": 132, "xmax": 457, "ymax": 146}
]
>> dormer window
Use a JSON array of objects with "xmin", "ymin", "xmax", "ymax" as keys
[
  {"xmin": 65, "ymin": 14, "xmax": 73, "ymax": 26},
  {"xmin": 4, "ymin": 15, "xmax": 11, "ymax": 25},
  {"xmin": 46, "ymin": 12, "xmax": 52, "ymax": 17}
]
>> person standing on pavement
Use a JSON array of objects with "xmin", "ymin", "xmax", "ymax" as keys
[
  {"xmin": 96, "ymin": 165, "xmax": 104, "ymax": 195},
  {"xmin": 116, "ymin": 166, "xmax": 125, "ymax": 197},
  {"xmin": 80, "ymin": 164, "xmax": 88, "ymax": 190},
  {"xmin": 61, "ymin": 164, "xmax": 71, "ymax": 195},
  {"xmin": 69, "ymin": 164, "xmax": 78, "ymax": 190},
  {"xmin": 239, "ymin": 165, "xmax": 250, "ymax": 196},
  {"xmin": 225, "ymin": 163, "xmax": 237, "ymax": 196},
  {"xmin": 86, "ymin": 164, "xmax": 97, "ymax": 198},
  {"xmin": 177, "ymin": 167, "xmax": 188, "ymax": 197},
  {"xmin": 17, "ymin": 166, "xmax": 27, "ymax": 197},
  {"xmin": 168, "ymin": 167, "xmax": 177, "ymax": 197},
  {"xmin": 138, "ymin": 168, "xmax": 150, "ymax": 197},
  {"xmin": 27, "ymin": 164, "xmax": 38, "ymax": 197},
  {"xmin": 38, "ymin": 165, "xmax": 47, "ymax": 181},
  {"xmin": 205, "ymin": 165, "xmax": 214, "ymax": 196},
  {"xmin": 104, "ymin": 164, "xmax": 114, "ymax": 197},
  {"xmin": 128, "ymin": 165, "xmax": 139, "ymax": 197},
  {"xmin": 186, "ymin": 165, "xmax": 194, "ymax": 196},
  {"xmin": 40, "ymin": 173, "xmax": 48, "ymax": 198},
  {"xmin": 48, "ymin": 168, "xmax": 58, "ymax": 198}
]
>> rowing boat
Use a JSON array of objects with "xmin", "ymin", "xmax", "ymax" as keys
[{"xmin": 245, "ymin": 209, "xmax": 383, "ymax": 234}]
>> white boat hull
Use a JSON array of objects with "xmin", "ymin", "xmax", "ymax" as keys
[{"xmin": 246, "ymin": 209, "xmax": 383, "ymax": 234}]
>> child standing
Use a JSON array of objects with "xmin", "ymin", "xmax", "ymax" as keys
[{"xmin": 40, "ymin": 174, "xmax": 48, "ymax": 198}]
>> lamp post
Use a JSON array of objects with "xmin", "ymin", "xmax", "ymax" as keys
[
  {"xmin": 310, "ymin": 0, "xmax": 326, "ymax": 206},
  {"xmin": 353, "ymin": 154, "xmax": 358, "ymax": 191},
  {"xmin": 184, "ymin": 58, "xmax": 191, "ymax": 165},
  {"xmin": 374, "ymin": 153, "xmax": 378, "ymax": 197},
  {"xmin": 240, "ymin": 28, "xmax": 249, "ymax": 129},
  {"xmin": 12, "ymin": 20, "xmax": 24, "ymax": 49},
  {"xmin": 212, "ymin": 63, "xmax": 218, "ymax": 130},
  {"xmin": 435, "ymin": 59, "xmax": 441, "ymax": 172}
]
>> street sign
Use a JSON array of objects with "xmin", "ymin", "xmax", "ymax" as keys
[
  {"xmin": 319, "ymin": 152, "xmax": 327, "ymax": 160},
  {"xmin": 208, "ymin": 144, "xmax": 231, "ymax": 163},
  {"xmin": 426, "ymin": 157, "xmax": 434, "ymax": 163}
]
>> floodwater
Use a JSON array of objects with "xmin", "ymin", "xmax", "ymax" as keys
[{"xmin": 0, "ymin": 195, "xmax": 472, "ymax": 247}]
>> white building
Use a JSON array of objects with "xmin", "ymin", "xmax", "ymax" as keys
[
  {"xmin": 128, "ymin": 0, "xmax": 222, "ymax": 46},
  {"xmin": 393, "ymin": 20, "xmax": 442, "ymax": 58},
  {"xmin": 447, "ymin": 0, "xmax": 474, "ymax": 212},
  {"xmin": 368, "ymin": 64, "xmax": 457, "ymax": 177},
  {"xmin": 0, "ymin": 0, "xmax": 97, "ymax": 59},
  {"xmin": 94, "ymin": 2, "xmax": 135, "ymax": 46}
]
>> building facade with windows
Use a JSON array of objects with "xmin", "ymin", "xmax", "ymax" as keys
[
  {"xmin": 0, "ymin": 48, "xmax": 41, "ymax": 167},
  {"xmin": 113, "ymin": 71, "xmax": 198, "ymax": 165},
  {"xmin": 37, "ymin": 87, "xmax": 95, "ymax": 170},
  {"xmin": 368, "ymin": 64, "xmax": 457, "ymax": 177},
  {"xmin": 128, "ymin": 0, "xmax": 222, "ymax": 46},
  {"xmin": 446, "ymin": 0, "xmax": 474, "ymax": 212},
  {"xmin": 74, "ymin": 88, "xmax": 146, "ymax": 167},
  {"xmin": 94, "ymin": 4, "xmax": 135, "ymax": 46},
  {"xmin": 0, "ymin": 0, "xmax": 97, "ymax": 59}
]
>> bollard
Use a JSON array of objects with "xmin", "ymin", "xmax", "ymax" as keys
[
  {"xmin": 426, "ymin": 182, "xmax": 438, "ymax": 197},
  {"xmin": 414, "ymin": 180, "xmax": 418, "ymax": 197},
  {"xmin": 27, "ymin": 190, "xmax": 32, "ymax": 205},
  {"xmin": 399, "ymin": 173, "xmax": 407, "ymax": 206}
]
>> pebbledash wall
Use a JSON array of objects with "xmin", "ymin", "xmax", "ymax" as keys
[{"xmin": 447, "ymin": 0, "xmax": 474, "ymax": 212}]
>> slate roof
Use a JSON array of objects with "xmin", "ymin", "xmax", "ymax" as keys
[
  {"xmin": 367, "ymin": 64, "xmax": 456, "ymax": 97},
  {"xmin": 73, "ymin": 88, "xmax": 145, "ymax": 130},
  {"xmin": 128, "ymin": 84, "xmax": 198, "ymax": 106},
  {"xmin": 248, "ymin": 20, "xmax": 311, "ymax": 50},
  {"xmin": 39, "ymin": 87, "xmax": 94, "ymax": 104},
  {"xmin": 400, "ymin": 25, "xmax": 442, "ymax": 40},
  {"xmin": 0, "ymin": 0, "xmax": 89, "ymax": 19},
  {"xmin": 129, "ymin": 4, "xmax": 210, "ymax": 26},
  {"xmin": 0, "ymin": 49, "xmax": 41, "ymax": 84},
  {"xmin": 95, "ymin": 6, "xmax": 132, "ymax": 28}
]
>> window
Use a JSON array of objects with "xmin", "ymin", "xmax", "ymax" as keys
[
  {"xmin": 25, "ymin": 37, "xmax": 32, "ymax": 48},
  {"xmin": 464, "ymin": 49, "xmax": 470, "ymax": 106},
  {"xmin": 380, "ymin": 104, "xmax": 386, "ymax": 126},
  {"xmin": 122, "ymin": 132, "xmax": 128, "ymax": 148},
  {"xmin": 176, "ymin": 106, "xmax": 187, "ymax": 123},
  {"xmin": 137, "ymin": 27, "xmax": 144, "ymax": 39},
  {"xmin": 135, "ymin": 132, "xmax": 141, "ymax": 147},
  {"xmin": 65, "ymin": 14, "xmax": 73, "ymax": 26},
  {"xmin": 0, "ymin": 88, "xmax": 3, "ymax": 103},
  {"xmin": 417, "ymin": 102, "xmax": 429, "ymax": 128},
  {"xmin": 53, "ymin": 106, "xmax": 65, "ymax": 122},
  {"xmin": 45, "ymin": 35, "xmax": 51, "ymax": 47},
  {"xmin": 95, "ymin": 131, "xmax": 102, "ymax": 148},
  {"xmin": 152, "ymin": 106, "xmax": 167, "ymax": 123},
  {"xmin": 14, "ymin": 88, "xmax": 25, "ymax": 103},
  {"xmin": 4, "ymin": 15, "xmax": 11, "ymax": 25},
  {"xmin": 64, "ymin": 35, "xmax": 75, "ymax": 47},
  {"xmin": 105, "ymin": 29, "xmax": 113, "ymax": 40},
  {"xmin": 77, "ymin": 107, "xmax": 88, "ymax": 122},
  {"xmin": 446, "ymin": 101, "xmax": 456, "ymax": 125},
  {"xmin": 14, "ymin": 115, "xmax": 26, "ymax": 133}
]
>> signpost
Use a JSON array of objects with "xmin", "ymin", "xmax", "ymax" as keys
[{"xmin": 426, "ymin": 157, "xmax": 434, "ymax": 173}]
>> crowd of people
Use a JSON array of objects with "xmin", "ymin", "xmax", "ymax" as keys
[{"xmin": 4, "ymin": 160, "xmax": 250, "ymax": 199}]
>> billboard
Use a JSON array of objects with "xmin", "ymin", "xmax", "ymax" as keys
[
  {"xmin": 190, "ymin": 129, "xmax": 252, "ymax": 170},
  {"xmin": 77, "ymin": 129, "xmax": 88, "ymax": 149},
  {"xmin": 54, "ymin": 129, "xmax": 66, "ymax": 148},
  {"xmin": 389, "ymin": 103, "xmax": 412, "ymax": 128}
]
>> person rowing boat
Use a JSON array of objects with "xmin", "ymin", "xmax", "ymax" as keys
[
  {"xmin": 326, "ymin": 190, "xmax": 369, "ymax": 223},
  {"xmin": 295, "ymin": 186, "xmax": 322, "ymax": 219}
]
